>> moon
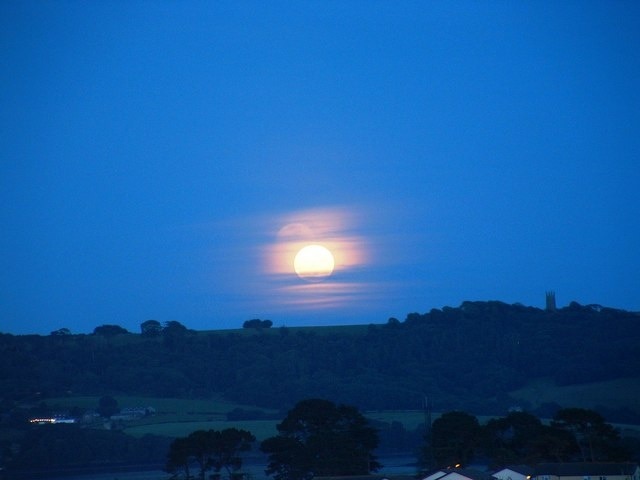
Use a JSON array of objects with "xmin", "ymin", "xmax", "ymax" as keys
[{"xmin": 294, "ymin": 244, "xmax": 335, "ymax": 281}]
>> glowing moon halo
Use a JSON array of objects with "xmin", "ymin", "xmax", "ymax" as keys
[{"xmin": 294, "ymin": 244, "xmax": 335, "ymax": 281}]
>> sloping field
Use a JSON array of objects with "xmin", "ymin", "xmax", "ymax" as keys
[
  {"xmin": 44, "ymin": 376, "xmax": 640, "ymax": 443},
  {"xmin": 47, "ymin": 394, "xmax": 259, "ymax": 418},
  {"xmin": 124, "ymin": 419, "xmax": 279, "ymax": 440},
  {"xmin": 47, "ymin": 395, "xmax": 278, "ymax": 424},
  {"xmin": 509, "ymin": 376, "xmax": 640, "ymax": 412},
  {"xmin": 366, "ymin": 410, "xmax": 430, "ymax": 430},
  {"xmin": 201, "ymin": 323, "xmax": 372, "ymax": 336}
]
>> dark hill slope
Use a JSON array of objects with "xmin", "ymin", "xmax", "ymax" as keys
[{"xmin": 1, "ymin": 301, "xmax": 638, "ymax": 414}]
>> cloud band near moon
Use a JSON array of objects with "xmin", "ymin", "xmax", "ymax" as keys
[{"xmin": 201, "ymin": 204, "xmax": 420, "ymax": 324}]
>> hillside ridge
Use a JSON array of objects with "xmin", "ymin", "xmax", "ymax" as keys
[{"xmin": 2, "ymin": 300, "xmax": 638, "ymax": 418}]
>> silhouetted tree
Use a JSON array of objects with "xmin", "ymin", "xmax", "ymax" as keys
[
  {"xmin": 530, "ymin": 424, "xmax": 579, "ymax": 462},
  {"xmin": 210, "ymin": 428, "xmax": 255, "ymax": 477},
  {"xmin": 97, "ymin": 395, "xmax": 119, "ymax": 418},
  {"xmin": 140, "ymin": 319, "xmax": 162, "ymax": 337},
  {"xmin": 93, "ymin": 324, "xmax": 129, "ymax": 336},
  {"xmin": 243, "ymin": 319, "xmax": 273, "ymax": 329},
  {"xmin": 164, "ymin": 320, "xmax": 188, "ymax": 334},
  {"xmin": 482, "ymin": 411, "xmax": 545, "ymax": 465},
  {"xmin": 385, "ymin": 317, "xmax": 401, "ymax": 328},
  {"xmin": 552, "ymin": 407, "xmax": 624, "ymax": 461},
  {"xmin": 165, "ymin": 436, "xmax": 192, "ymax": 479},
  {"xmin": 261, "ymin": 398, "xmax": 380, "ymax": 480},
  {"xmin": 430, "ymin": 411, "xmax": 480, "ymax": 468},
  {"xmin": 165, "ymin": 428, "xmax": 255, "ymax": 480},
  {"xmin": 162, "ymin": 320, "xmax": 190, "ymax": 348}
]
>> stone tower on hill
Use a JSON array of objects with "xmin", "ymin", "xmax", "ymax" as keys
[{"xmin": 545, "ymin": 291, "xmax": 557, "ymax": 311}]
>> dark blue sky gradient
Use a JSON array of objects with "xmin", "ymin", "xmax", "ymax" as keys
[{"xmin": 2, "ymin": 1, "xmax": 639, "ymax": 334}]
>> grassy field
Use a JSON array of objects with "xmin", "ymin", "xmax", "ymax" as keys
[
  {"xmin": 45, "ymin": 394, "xmax": 435, "ymax": 440},
  {"xmin": 46, "ymin": 394, "xmax": 265, "ymax": 418},
  {"xmin": 366, "ymin": 410, "xmax": 430, "ymax": 430},
  {"xmin": 44, "ymin": 394, "xmax": 282, "ymax": 440},
  {"xmin": 124, "ymin": 418, "xmax": 280, "ymax": 440},
  {"xmin": 509, "ymin": 376, "xmax": 640, "ymax": 411},
  {"xmin": 42, "ymin": 375, "xmax": 640, "ymax": 442},
  {"xmin": 200, "ymin": 323, "xmax": 373, "ymax": 336},
  {"xmin": 46, "ymin": 395, "xmax": 279, "ymax": 431}
]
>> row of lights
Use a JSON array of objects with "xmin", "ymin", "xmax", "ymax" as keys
[{"xmin": 29, "ymin": 417, "xmax": 76, "ymax": 424}]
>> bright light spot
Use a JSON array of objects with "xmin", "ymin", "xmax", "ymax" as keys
[
  {"xmin": 294, "ymin": 245, "xmax": 335, "ymax": 281},
  {"xmin": 264, "ymin": 208, "xmax": 368, "ymax": 278}
]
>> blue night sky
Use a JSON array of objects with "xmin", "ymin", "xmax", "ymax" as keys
[{"xmin": 2, "ymin": 1, "xmax": 639, "ymax": 335}]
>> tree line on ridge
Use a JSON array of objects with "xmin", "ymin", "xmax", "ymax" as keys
[{"xmin": 1, "ymin": 301, "xmax": 638, "ymax": 418}]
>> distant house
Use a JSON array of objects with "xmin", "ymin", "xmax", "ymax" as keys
[
  {"xmin": 422, "ymin": 469, "xmax": 494, "ymax": 480},
  {"xmin": 314, "ymin": 475, "xmax": 415, "ymax": 480},
  {"xmin": 447, "ymin": 470, "xmax": 495, "ymax": 480},
  {"xmin": 493, "ymin": 465, "xmax": 535, "ymax": 480},
  {"xmin": 533, "ymin": 463, "xmax": 640, "ymax": 480},
  {"xmin": 422, "ymin": 471, "xmax": 449, "ymax": 480},
  {"xmin": 110, "ymin": 406, "xmax": 155, "ymax": 421}
]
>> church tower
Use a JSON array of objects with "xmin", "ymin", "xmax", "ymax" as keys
[{"xmin": 545, "ymin": 291, "xmax": 556, "ymax": 311}]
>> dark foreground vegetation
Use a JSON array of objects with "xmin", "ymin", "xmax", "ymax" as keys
[
  {"xmin": 3, "ymin": 399, "xmax": 638, "ymax": 479},
  {"xmin": 426, "ymin": 407, "xmax": 637, "ymax": 468},
  {"xmin": 164, "ymin": 399, "xmax": 380, "ymax": 480},
  {"xmin": 3, "ymin": 425, "xmax": 170, "ymax": 476}
]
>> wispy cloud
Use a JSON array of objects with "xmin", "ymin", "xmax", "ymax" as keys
[{"xmin": 198, "ymin": 204, "xmax": 422, "ymax": 320}]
